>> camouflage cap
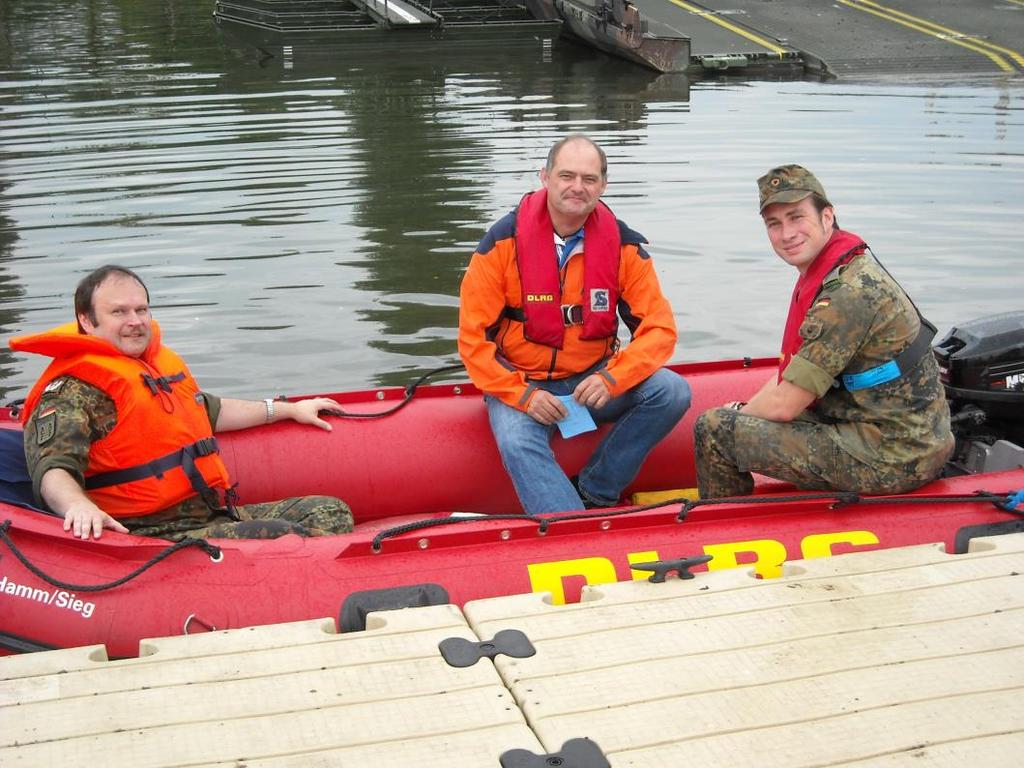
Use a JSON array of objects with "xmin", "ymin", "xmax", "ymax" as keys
[{"xmin": 757, "ymin": 164, "xmax": 830, "ymax": 212}]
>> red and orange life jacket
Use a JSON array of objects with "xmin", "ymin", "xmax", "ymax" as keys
[{"xmin": 514, "ymin": 189, "xmax": 620, "ymax": 349}]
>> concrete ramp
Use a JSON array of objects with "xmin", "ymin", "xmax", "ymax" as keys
[{"xmin": 673, "ymin": 0, "xmax": 1024, "ymax": 76}]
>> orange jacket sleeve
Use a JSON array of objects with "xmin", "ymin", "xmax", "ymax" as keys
[
  {"xmin": 458, "ymin": 237, "xmax": 534, "ymax": 410},
  {"xmin": 603, "ymin": 242, "xmax": 678, "ymax": 397}
]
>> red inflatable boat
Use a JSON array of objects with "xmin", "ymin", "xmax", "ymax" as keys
[{"xmin": 1, "ymin": 317, "xmax": 1022, "ymax": 658}]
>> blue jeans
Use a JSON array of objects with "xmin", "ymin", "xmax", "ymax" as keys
[{"xmin": 486, "ymin": 368, "xmax": 691, "ymax": 514}]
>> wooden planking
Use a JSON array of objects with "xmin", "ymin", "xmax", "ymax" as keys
[
  {"xmin": 464, "ymin": 540, "xmax": 1023, "ymax": 674},
  {"xmin": 506, "ymin": 612, "xmax": 1024, "ymax": 719},
  {"xmin": 0, "ymin": 610, "xmax": 471, "ymax": 703},
  {"xmin": 463, "ymin": 534, "xmax": 1024, "ymax": 766},
  {"xmin": 612, "ymin": 691, "xmax": 1023, "ymax": 767},
  {"xmin": 199, "ymin": 725, "xmax": 538, "ymax": 768},
  {"xmin": 834, "ymin": 732, "xmax": 1024, "ymax": 766},
  {"xmin": 517, "ymin": 647, "xmax": 1024, "ymax": 753},
  {"xmin": 0, "ymin": 605, "xmax": 543, "ymax": 767}
]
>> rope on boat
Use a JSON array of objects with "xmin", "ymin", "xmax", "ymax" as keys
[
  {"xmin": 370, "ymin": 488, "xmax": 1024, "ymax": 551},
  {"xmin": 675, "ymin": 488, "xmax": 1024, "ymax": 520},
  {"xmin": 370, "ymin": 495, "xmax": 703, "ymax": 551},
  {"xmin": 370, "ymin": 513, "xmax": 539, "ymax": 552},
  {"xmin": 0, "ymin": 520, "xmax": 222, "ymax": 593},
  {"xmin": 322, "ymin": 363, "xmax": 466, "ymax": 419}
]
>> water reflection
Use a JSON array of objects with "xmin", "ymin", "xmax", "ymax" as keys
[
  {"xmin": 0, "ymin": 6, "xmax": 26, "ymax": 401},
  {"xmin": 0, "ymin": 182, "xmax": 26, "ymax": 401},
  {"xmin": 0, "ymin": 0, "xmax": 1021, "ymax": 401},
  {"xmin": 206, "ymin": 25, "xmax": 699, "ymax": 386}
]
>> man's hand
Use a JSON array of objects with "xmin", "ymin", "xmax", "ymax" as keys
[
  {"xmin": 217, "ymin": 396, "xmax": 345, "ymax": 432},
  {"xmin": 288, "ymin": 397, "xmax": 344, "ymax": 432},
  {"xmin": 526, "ymin": 390, "xmax": 569, "ymax": 425},
  {"xmin": 41, "ymin": 467, "xmax": 128, "ymax": 540},
  {"xmin": 573, "ymin": 374, "xmax": 611, "ymax": 410},
  {"xmin": 62, "ymin": 498, "xmax": 128, "ymax": 540}
]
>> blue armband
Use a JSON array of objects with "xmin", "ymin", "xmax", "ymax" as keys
[{"xmin": 841, "ymin": 360, "xmax": 901, "ymax": 391}]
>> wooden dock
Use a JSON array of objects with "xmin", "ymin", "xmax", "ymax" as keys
[{"xmin": 3, "ymin": 533, "xmax": 1023, "ymax": 766}]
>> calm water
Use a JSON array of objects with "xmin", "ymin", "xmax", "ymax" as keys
[{"xmin": 1, "ymin": 1, "xmax": 1021, "ymax": 400}]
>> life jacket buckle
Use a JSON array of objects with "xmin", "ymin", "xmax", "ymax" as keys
[
  {"xmin": 140, "ymin": 371, "xmax": 186, "ymax": 396},
  {"xmin": 561, "ymin": 304, "xmax": 583, "ymax": 326},
  {"xmin": 191, "ymin": 437, "xmax": 219, "ymax": 458}
]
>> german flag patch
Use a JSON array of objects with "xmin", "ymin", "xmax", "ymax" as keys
[{"xmin": 36, "ymin": 407, "xmax": 57, "ymax": 445}]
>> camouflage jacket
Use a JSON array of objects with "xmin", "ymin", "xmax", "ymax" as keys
[
  {"xmin": 782, "ymin": 252, "xmax": 954, "ymax": 469},
  {"xmin": 23, "ymin": 376, "xmax": 222, "ymax": 511}
]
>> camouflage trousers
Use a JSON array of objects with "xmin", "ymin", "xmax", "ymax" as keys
[
  {"xmin": 123, "ymin": 494, "xmax": 354, "ymax": 541},
  {"xmin": 693, "ymin": 407, "xmax": 940, "ymax": 499}
]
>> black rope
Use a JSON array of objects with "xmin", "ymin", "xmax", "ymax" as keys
[
  {"xmin": 371, "ymin": 496, "xmax": 698, "ymax": 551},
  {"xmin": 372, "ymin": 513, "xmax": 532, "ymax": 552},
  {"xmin": 371, "ymin": 488, "xmax": 1024, "ymax": 550},
  {"xmin": 676, "ymin": 491, "xmax": 861, "ymax": 521},
  {"xmin": 676, "ymin": 489, "xmax": 1023, "ymax": 520},
  {"xmin": 324, "ymin": 363, "xmax": 466, "ymax": 419},
  {"xmin": 0, "ymin": 520, "xmax": 222, "ymax": 593}
]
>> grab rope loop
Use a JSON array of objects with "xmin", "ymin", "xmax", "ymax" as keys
[
  {"xmin": 0, "ymin": 519, "xmax": 222, "ymax": 593},
  {"xmin": 322, "ymin": 363, "xmax": 466, "ymax": 420},
  {"xmin": 677, "ymin": 491, "xmax": 858, "ymax": 521},
  {"xmin": 371, "ymin": 488, "xmax": 1024, "ymax": 550},
  {"xmin": 372, "ymin": 496, "xmax": 699, "ymax": 551}
]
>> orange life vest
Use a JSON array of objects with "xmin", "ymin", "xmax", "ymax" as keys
[{"xmin": 12, "ymin": 321, "xmax": 232, "ymax": 518}]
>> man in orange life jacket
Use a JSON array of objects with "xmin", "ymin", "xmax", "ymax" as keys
[
  {"xmin": 11, "ymin": 265, "xmax": 353, "ymax": 540},
  {"xmin": 458, "ymin": 134, "xmax": 691, "ymax": 514},
  {"xmin": 694, "ymin": 165, "xmax": 953, "ymax": 498}
]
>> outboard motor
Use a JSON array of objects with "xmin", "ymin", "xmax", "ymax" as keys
[{"xmin": 933, "ymin": 312, "xmax": 1024, "ymax": 475}]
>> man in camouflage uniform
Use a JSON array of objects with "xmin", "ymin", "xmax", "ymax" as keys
[
  {"xmin": 693, "ymin": 165, "xmax": 954, "ymax": 498},
  {"xmin": 13, "ymin": 265, "xmax": 353, "ymax": 541}
]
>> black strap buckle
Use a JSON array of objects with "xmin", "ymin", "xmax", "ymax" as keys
[
  {"xmin": 189, "ymin": 437, "xmax": 219, "ymax": 458},
  {"xmin": 141, "ymin": 371, "xmax": 186, "ymax": 396},
  {"xmin": 84, "ymin": 437, "xmax": 221, "ymax": 492},
  {"xmin": 561, "ymin": 303, "xmax": 583, "ymax": 326}
]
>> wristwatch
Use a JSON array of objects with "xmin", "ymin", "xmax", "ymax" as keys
[{"xmin": 264, "ymin": 398, "xmax": 275, "ymax": 424}]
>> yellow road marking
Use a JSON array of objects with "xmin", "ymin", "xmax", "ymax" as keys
[
  {"xmin": 855, "ymin": 0, "xmax": 1024, "ymax": 68},
  {"xmin": 665, "ymin": 0, "xmax": 789, "ymax": 55},
  {"xmin": 838, "ymin": 0, "xmax": 1021, "ymax": 72}
]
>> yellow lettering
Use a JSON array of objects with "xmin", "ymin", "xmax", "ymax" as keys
[
  {"xmin": 526, "ymin": 532, "xmax": 880, "ymax": 598},
  {"xmin": 527, "ymin": 557, "xmax": 618, "ymax": 605},
  {"xmin": 800, "ymin": 530, "xmax": 879, "ymax": 559},
  {"xmin": 526, "ymin": 293, "xmax": 554, "ymax": 302},
  {"xmin": 703, "ymin": 539, "xmax": 788, "ymax": 580},
  {"xmin": 627, "ymin": 551, "xmax": 662, "ymax": 581}
]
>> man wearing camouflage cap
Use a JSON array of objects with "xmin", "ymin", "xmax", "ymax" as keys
[{"xmin": 693, "ymin": 165, "xmax": 954, "ymax": 498}]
